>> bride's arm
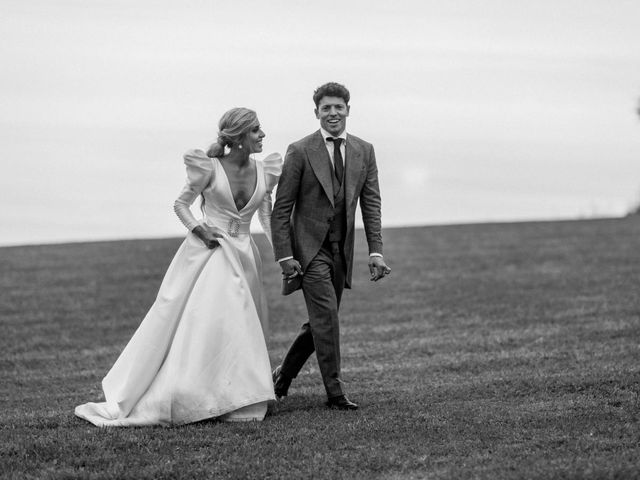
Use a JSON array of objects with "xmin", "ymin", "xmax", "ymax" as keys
[
  {"xmin": 257, "ymin": 191, "xmax": 274, "ymax": 249},
  {"xmin": 257, "ymin": 153, "xmax": 283, "ymax": 249},
  {"xmin": 174, "ymin": 149, "xmax": 221, "ymax": 248}
]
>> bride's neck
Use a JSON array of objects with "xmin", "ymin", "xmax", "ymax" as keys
[{"xmin": 225, "ymin": 148, "xmax": 251, "ymax": 168}]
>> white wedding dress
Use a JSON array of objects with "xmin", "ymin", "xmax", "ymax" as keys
[{"xmin": 75, "ymin": 149, "xmax": 281, "ymax": 426}]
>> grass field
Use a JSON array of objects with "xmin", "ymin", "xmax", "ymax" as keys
[{"xmin": 1, "ymin": 218, "xmax": 639, "ymax": 479}]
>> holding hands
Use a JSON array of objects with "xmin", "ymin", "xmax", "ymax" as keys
[
  {"xmin": 192, "ymin": 225, "xmax": 223, "ymax": 249},
  {"xmin": 280, "ymin": 256, "xmax": 390, "ymax": 281},
  {"xmin": 280, "ymin": 258, "xmax": 304, "ymax": 278}
]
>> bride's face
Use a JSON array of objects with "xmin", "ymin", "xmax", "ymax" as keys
[{"xmin": 243, "ymin": 122, "xmax": 265, "ymax": 154}]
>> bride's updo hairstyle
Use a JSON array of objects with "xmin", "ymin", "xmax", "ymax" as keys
[{"xmin": 206, "ymin": 107, "xmax": 258, "ymax": 158}]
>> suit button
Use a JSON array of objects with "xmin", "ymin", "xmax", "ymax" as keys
[{"xmin": 327, "ymin": 217, "xmax": 334, "ymax": 223}]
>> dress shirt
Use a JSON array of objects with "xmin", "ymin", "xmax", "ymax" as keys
[{"xmin": 320, "ymin": 128, "xmax": 347, "ymax": 169}]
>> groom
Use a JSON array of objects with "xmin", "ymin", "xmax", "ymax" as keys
[{"xmin": 271, "ymin": 82, "xmax": 391, "ymax": 410}]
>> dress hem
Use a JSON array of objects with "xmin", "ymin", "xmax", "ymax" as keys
[{"xmin": 74, "ymin": 394, "xmax": 276, "ymax": 427}]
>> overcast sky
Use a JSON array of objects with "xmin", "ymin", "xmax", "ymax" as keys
[{"xmin": 1, "ymin": 0, "xmax": 639, "ymax": 246}]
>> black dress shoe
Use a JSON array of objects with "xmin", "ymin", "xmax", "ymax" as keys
[
  {"xmin": 272, "ymin": 365, "xmax": 291, "ymax": 399},
  {"xmin": 326, "ymin": 395, "xmax": 358, "ymax": 410}
]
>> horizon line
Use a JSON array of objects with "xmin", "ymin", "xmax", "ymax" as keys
[{"xmin": 0, "ymin": 214, "xmax": 630, "ymax": 250}]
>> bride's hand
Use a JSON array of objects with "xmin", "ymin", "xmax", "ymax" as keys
[{"xmin": 192, "ymin": 225, "xmax": 223, "ymax": 249}]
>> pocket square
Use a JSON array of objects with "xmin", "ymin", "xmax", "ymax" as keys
[{"xmin": 281, "ymin": 274, "xmax": 302, "ymax": 296}]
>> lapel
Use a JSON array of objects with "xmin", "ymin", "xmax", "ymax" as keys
[
  {"xmin": 306, "ymin": 130, "xmax": 335, "ymax": 207},
  {"xmin": 345, "ymin": 135, "xmax": 363, "ymax": 208}
]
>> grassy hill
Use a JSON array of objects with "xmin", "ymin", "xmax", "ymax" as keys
[{"xmin": 1, "ymin": 218, "xmax": 639, "ymax": 479}]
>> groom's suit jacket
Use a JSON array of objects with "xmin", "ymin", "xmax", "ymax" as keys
[{"xmin": 271, "ymin": 130, "xmax": 383, "ymax": 288}]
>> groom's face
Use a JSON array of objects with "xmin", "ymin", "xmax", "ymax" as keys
[{"xmin": 315, "ymin": 96, "xmax": 349, "ymax": 137}]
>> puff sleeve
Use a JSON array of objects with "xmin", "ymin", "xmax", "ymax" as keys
[
  {"xmin": 173, "ymin": 149, "xmax": 214, "ymax": 230},
  {"xmin": 257, "ymin": 153, "xmax": 283, "ymax": 248}
]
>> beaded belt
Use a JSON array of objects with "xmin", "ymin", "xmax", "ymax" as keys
[
  {"xmin": 227, "ymin": 218, "xmax": 241, "ymax": 237},
  {"xmin": 205, "ymin": 216, "xmax": 250, "ymax": 237}
]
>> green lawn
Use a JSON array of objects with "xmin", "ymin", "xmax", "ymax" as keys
[{"xmin": 1, "ymin": 218, "xmax": 639, "ymax": 479}]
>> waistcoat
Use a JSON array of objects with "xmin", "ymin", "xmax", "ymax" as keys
[{"xmin": 327, "ymin": 169, "xmax": 346, "ymax": 244}]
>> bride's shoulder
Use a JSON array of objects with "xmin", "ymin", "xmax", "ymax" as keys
[
  {"xmin": 260, "ymin": 153, "xmax": 282, "ymax": 191},
  {"xmin": 183, "ymin": 149, "xmax": 215, "ymax": 184},
  {"xmin": 183, "ymin": 148, "xmax": 213, "ymax": 165},
  {"xmin": 260, "ymin": 152, "xmax": 282, "ymax": 173}
]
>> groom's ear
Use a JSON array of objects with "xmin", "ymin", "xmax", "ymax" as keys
[{"xmin": 314, "ymin": 108, "xmax": 320, "ymax": 119}]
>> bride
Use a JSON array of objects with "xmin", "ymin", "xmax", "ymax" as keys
[{"xmin": 75, "ymin": 107, "xmax": 281, "ymax": 426}]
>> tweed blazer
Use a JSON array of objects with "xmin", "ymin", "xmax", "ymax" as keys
[{"xmin": 271, "ymin": 130, "xmax": 383, "ymax": 288}]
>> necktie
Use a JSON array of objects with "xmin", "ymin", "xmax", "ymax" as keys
[{"xmin": 327, "ymin": 137, "xmax": 344, "ymax": 184}]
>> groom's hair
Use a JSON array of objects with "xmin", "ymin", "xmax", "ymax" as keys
[{"xmin": 313, "ymin": 82, "xmax": 350, "ymax": 107}]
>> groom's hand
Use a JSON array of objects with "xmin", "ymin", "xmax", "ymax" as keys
[
  {"xmin": 368, "ymin": 256, "xmax": 391, "ymax": 281},
  {"xmin": 280, "ymin": 258, "xmax": 303, "ymax": 278}
]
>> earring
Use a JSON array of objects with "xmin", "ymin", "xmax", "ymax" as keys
[{"xmin": 238, "ymin": 144, "xmax": 243, "ymax": 150}]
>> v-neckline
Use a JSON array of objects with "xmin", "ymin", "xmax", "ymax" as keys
[{"xmin": 215, "ymin": 157, "xmax": 260, "ymax": 214}]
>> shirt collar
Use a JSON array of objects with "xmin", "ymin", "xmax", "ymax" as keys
[{"xmin": 320, "ymin": 128, "xmax": 347, "ymax": 142}]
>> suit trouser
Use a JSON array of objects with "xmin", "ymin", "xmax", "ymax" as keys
[{"xmin": 279, "ymin": 243, "xmax": 346, "ymax": 398}]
